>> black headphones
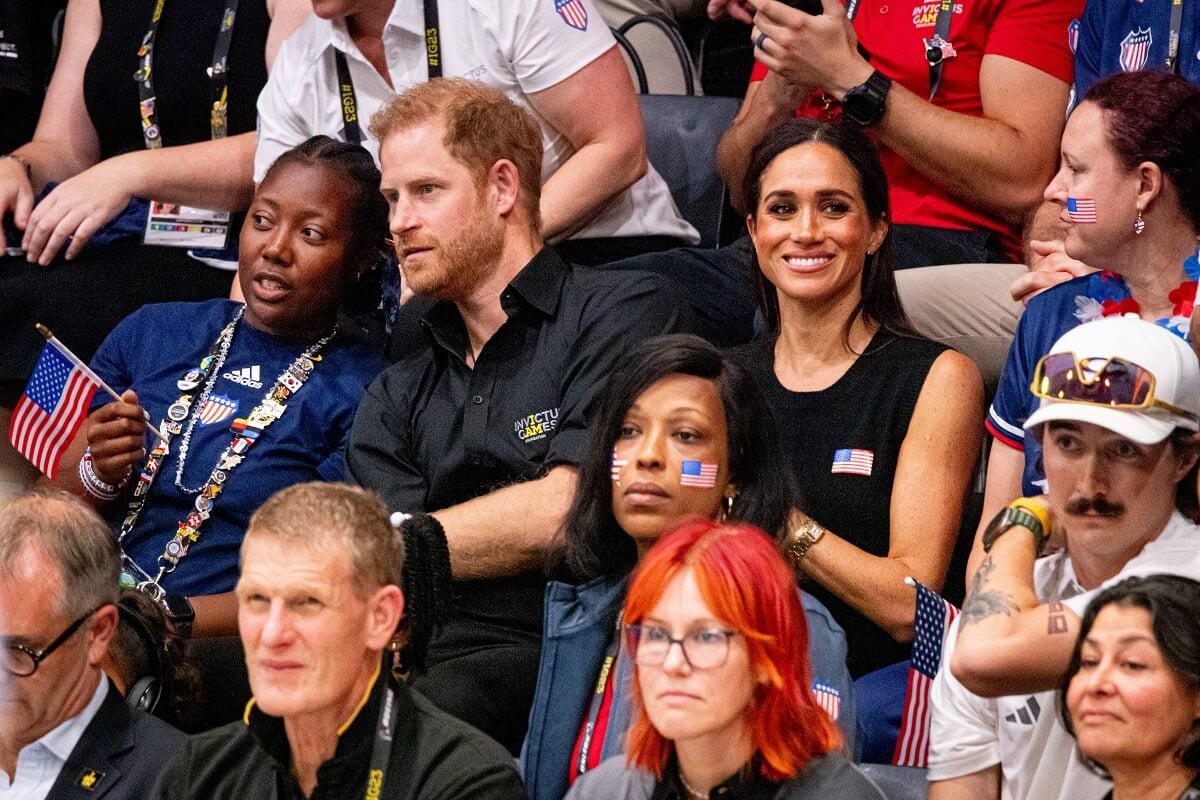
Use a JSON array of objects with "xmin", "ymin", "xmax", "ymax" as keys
[{"xmin": 116, "ymin": 597, "xmax": 171, "ymax": 716}]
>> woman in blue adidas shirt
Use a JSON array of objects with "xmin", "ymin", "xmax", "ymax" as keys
[
  {"xmin": 971, "ymin": 70, "xmax": 1200, "ymax": 581},
  {"xmin": 54, "ymin": 136, "xmax": 387, "ymax": 637}
]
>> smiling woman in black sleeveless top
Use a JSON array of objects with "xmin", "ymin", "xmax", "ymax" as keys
[
  {"xmin": 0, "ymin": 0, "xmax": 308, "ymax": 443},
  {"xmin": 733, "ymin": 118, "xmax": 984, "ymax": 759}
]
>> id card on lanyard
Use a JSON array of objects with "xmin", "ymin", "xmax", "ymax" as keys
[
  {"xmin": 334, "ymin": 0, "xmax": 442, "ymax": 145},
  {"xmin": 136, "ymin": 0, "xmax": 238, "ymax": 248}
]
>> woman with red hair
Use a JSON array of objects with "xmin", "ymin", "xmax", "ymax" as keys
[{"xmin": 567, "ymin": 521, "xmax": 883, "ymax": 799}]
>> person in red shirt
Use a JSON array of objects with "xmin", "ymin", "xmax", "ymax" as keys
[{"xmin": 718, "ymin": 0, "xmax": 1080, "ymax": 267}]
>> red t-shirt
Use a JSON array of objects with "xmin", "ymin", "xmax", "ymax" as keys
[{"xmin": 751, "ymin": 0, "xmax": 1081, "ymax": 260}]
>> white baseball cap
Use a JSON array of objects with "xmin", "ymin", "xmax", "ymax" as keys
[{"xmin": 1024, "ymin": 314, "xmax": 1200, "ymax": 443}]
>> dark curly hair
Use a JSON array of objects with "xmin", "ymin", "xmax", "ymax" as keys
[{"xmin": 1059, "ymin": 574, "xmax": 1200, "ymax": 776}]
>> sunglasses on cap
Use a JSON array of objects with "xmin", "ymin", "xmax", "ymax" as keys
[{"xmin": 1030, "ymin": 352, "xmax": 1199, "ymax": 424}]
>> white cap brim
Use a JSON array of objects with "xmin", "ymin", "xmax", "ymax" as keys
[{"xmin": 1024, "ymin": 400, "xmax": 1193, "ymax": 444}]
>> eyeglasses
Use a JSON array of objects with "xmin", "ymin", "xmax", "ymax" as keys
[
  {"xmin": 624, "ymin": 624, "xmax": 739, "ymax": 670},
  {"xmin": 1031, "ymin": 352, "xmax": 1199, "ymax": 424},
  {"xmin": 1, "ymin": 608, "xmax": 101, "ymax": 677}
]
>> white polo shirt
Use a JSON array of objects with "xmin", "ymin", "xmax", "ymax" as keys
[
  {"xmin": 928, "ymin": 511, "xmax": 1200, "ymax": 800},
  {"xmin": 254, "ymin": 0, "xmax": 699, "ymax": 244}
]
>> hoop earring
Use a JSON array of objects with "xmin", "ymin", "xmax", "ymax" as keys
[
  {"xmin": 1133, "ymin": 210, "xmax": 1145, "ymax": 235},
  {"xmin": 720, "ymin": 485, "xmax": 738, "ymax": 522}
]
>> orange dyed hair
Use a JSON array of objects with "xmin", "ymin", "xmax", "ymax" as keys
[{"xmin": 623, "ymin": 520, "xmax": 842, "ymax": 781}]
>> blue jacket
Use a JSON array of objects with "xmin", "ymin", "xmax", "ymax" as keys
[{"xmin": 520, "ymin": 574, "xmax": 858, "ymax": 800}]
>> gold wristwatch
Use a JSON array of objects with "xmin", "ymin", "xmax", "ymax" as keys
[{"xmin": 784, "ymin": 517, "xmax": 826, "ymax": 566}]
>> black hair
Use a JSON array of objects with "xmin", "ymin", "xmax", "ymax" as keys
[
  {"xmin": 1059, "ymin": 574, "xmax": 1200, "ymax": 775},
  {"xmin": 1084, "ymin": 71, "xmax": 1200, "ymax": 232},
  {"xmin": 742, "ymin": 118, "xmax": 915, "ymax": 345},
  {"xmin": 559, "ymin": 333, "xmax": 796, "ymax": 583},
  {"xmin": 108, "ymin": 588, "xmax": 201, "ymax": 727},
  {"xmin": 261, "ymin": 135, "xmax": 389, "ymax": 313}
]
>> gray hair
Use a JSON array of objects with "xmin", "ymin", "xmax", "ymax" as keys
[
  {"xmin": 0, "ymin": 489, "xmax": 120, "ymax": 619},
  {"xmin": 243, "ymin": 483, "xmax": 405, "ymax": 598}
]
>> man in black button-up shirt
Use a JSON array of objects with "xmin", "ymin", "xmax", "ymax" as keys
[{"xmin": 345, "ymin": 80, "xmax": 680, "ymax": 753}]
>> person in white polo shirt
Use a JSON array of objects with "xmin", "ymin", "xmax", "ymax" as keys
[
  {"xmin": 254, "ymin": 0, "xmax": 699, "ymax": 267},
  {"xmin": 927, "ymin": 314, "xmax": 1200, "ymax": 800}
]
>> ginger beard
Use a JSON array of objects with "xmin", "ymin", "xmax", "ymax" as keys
[{"xmin": 396, "ymin": 189, "xmax": 505, "ymax": 302}]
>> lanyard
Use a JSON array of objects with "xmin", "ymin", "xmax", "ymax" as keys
[
  {"xmin": 365, "ymin": 685, "xmax": 400, "ymax": 799},
  {"xmin": 334, "ymin": 0, "xmax": 442, "ymax": 145},
  {"xmin": 134, "ymin": 0, "xmax": 240, "ymax": 149},
  {"xmin": 844, "ymin": 0, "xmax": 952, "ymax": 101},
  {"xmin": 1167, "ymin": 0, "xmax": 1184, "ymax": 72},
  {"xmin": 575, "ymin": 623, "xmax": 621, "ymax": 780}
]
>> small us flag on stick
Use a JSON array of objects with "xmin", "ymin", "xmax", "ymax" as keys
[
  {"xmin": 892, "ymin": 578, "xmax": 959, "ymax": 768},
  {"xmin": 8, "ymin": 336, "xmax": 100, "ymax": 478}
]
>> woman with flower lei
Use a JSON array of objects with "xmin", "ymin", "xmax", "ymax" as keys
[{"xmin": 966, "ymin": 69, "xmax": 1200, "ymax": 581}]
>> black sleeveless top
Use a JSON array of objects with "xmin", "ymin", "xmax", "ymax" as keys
[
  {"xmin": 741, "ymin": 329, "xmax": 949, "ymax": 677},
  {"xmin": 83, "ymin": 0, "xmax": 269, "ymax": 159}
]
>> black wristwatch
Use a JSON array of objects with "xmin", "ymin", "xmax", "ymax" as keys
[
  {"xmin": 981, "ymin": 505, "xmax": 1047, "ymax": 555},
  {"xmin": 842, "ymin": 70, "xmax": 892, "ymax": 127},
  {"xmin": 162, "ymin": 593, "xmax": 195, "ymax": 639}
]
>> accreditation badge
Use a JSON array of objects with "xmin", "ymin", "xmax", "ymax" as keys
[{"xmin": 143, "ymin": 200, "xmax": 231, "ymax": 248}]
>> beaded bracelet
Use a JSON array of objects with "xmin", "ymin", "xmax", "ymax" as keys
[{"xmin": 79, "ymin": 449, "xmax": 130, "ymax": 501}]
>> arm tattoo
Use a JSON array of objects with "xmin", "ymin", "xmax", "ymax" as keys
[
  {"xmin": 960, "ymin": 556, "xmax": 1018, "ymax": 627},
  {"xmin": 1047, "ymin": 600, "xmax": 1069, "ymax": 634}
]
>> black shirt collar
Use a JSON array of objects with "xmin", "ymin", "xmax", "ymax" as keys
[
  {"xmin": 245, "ymin": 667, "xmax": 394, "ymax": 799},
  {"xmin": 656, "ymin": 754, "xmax": 780, "ymax": 800},
  {"xmin": 421, "ymin": 246, "xmax": 570, "ymax": 356}
]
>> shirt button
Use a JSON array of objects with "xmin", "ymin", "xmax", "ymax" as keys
[
  {"xmin": 471, "ymin": 394, "xmax": 484, "ymax": 405},
  {"xmin": 471, "ymin": 457, "xmax": 481, "ymax": 465},
  {"xmin": 879, "ymin": 3, "xmax": 888, "ymax": 10}
]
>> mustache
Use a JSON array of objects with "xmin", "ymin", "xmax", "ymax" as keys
[{"xmin": 1064, "ymin": 495, "xmax": 1125, "ymax": 516}]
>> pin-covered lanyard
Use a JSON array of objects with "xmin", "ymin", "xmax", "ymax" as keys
[
  {"xmin": 845, "ymin": 0, "xmax": 953, "ymax": 101},
  {"xmin": 134, "ymin": 0, "xmax": 241, "ymax": 149},
  {"xmin": 117, "ymin": 307, "xmax": 335, "ymax": 599},
  {"xmin": 334, "ymin": 0, "xmax": 441, "ymax": 145}
]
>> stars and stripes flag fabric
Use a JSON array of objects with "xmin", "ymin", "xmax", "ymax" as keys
[
  {"xmin": 831, "ymin": 447, "xmax": 874, "ymax": 476},
  {"xmin": 1066, "ymin": 197, "xmax": 1097, "ymax": 223},
  {"xmin": 8, "ymin": 342, "xmax": 100, "ymax": 479},
  {"xmin": 679, "ymin": 459, "xmax": 717, "ymax": 488},
  {"xmin": 892, "ymin": 578, "xmax": 959, "ymax": 768},
  {"xmin": 812, "ymin": 681, "xmax": 842, "ymax": 722},
  {"xmin": 554, "ymin": 0, "xmax": 589, "ymax": 30},
  {"xmin": 611, "ymin": 448, "xmax": 628, "ymax": 482}
]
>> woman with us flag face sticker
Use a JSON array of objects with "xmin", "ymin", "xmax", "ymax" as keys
[
  {"xmin": 518, "ymin": 334, "xmax": 857, "ymax": 800},
  {"xmin": 972, "ymin": 70, "xmax": 1200, "ymax": 593}
]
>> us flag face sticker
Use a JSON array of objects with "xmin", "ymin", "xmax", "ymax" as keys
[
  {"xmin": 1119, "ymin": 28, "xmax": 1152, "ymax": 72},
  {"xmin": 555, "ymin": 0, "xmax": 589, "ymax": 31},
  {"xmin": 679, "ymin": 460, "xmax": 718, "ymax": 488},
  {"xmin": 1066, "ymin": 197, "xmax": 1097, "ymax": 223},
  {"xmin": 611, "ymin": 448, "xmax": 628, "ymax": 482},
  {"xmin": 831, "ymin": 448, "xmax": 873, "ymax": 476}
]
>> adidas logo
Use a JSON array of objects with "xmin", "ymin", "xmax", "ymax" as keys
[
  {"xmin": 1003, "ymin": 696, "xmax": 1041, "ymax": 726},
  {"xmin": 223, "ymin": 365, "xmax": 263, "ymax": 389}
]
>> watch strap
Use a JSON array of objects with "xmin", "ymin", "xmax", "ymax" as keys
[{"xmin": 982, "ymin": 505, "xmax": 1047, "ymax": 554}]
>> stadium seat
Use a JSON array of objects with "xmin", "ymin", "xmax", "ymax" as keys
[{"xmin": 638, "ymin": 94, "xmax": 741, "ymax": 248}]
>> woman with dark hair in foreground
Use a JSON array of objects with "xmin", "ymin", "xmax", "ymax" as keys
[{"xmin": 1062, "ymin": 575, "xmax": 1200, "ymax": 800}]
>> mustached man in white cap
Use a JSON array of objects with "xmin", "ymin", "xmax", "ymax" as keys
[{"xmin": 926, "ymin": 314, "xmax": 1200, "ymax": 800}]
